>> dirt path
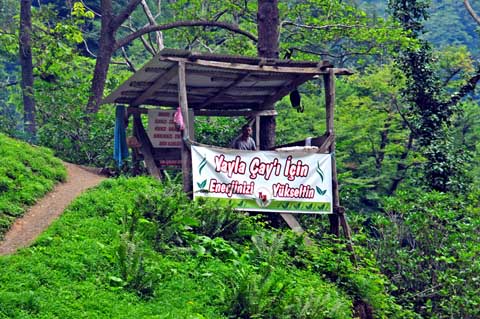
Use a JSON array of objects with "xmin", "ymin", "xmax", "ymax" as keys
[{"xmin": 0, "ymin": 163, "xmax": 106, "ymax": 255}]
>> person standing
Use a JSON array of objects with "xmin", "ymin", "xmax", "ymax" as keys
[{"xmin": 232, "ymin": 124, "xmax": 256, "ymax": 150}]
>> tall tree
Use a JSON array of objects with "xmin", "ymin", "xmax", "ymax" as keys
[
  {"xmin": 19, "ymin": 0, "xmax": 36, "ymax": 141},
  {"xmin": 86, "ymin": 0, "xmax": 256, "ymax": 114},
  {"xmin": 390, "ymin": 0, "xmax": 471, "ymax": 192},
  {"xmin": 257, "ymin": 0, "xmax": 279, "ymax": 150}
]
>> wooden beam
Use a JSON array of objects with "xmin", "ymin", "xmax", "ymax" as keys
[
  {"xmin": 132, "ymin": 113, "xmax": 162, "ymax": 180},
  {"xmin": 199, "ymin": 73, "xmax": 250, "ymax": 108},
  {"xmin": 178, "ymin": 61, "xmax": 193, "ymax": 195},
  {"xmin": 280, "ymin": 213, "xmax": 304, "ymax": 234},
  {"xmin": 131, "ymin": 65, "xmax": 178, "ymax": 107},
  {"xmin": 193, "ymin": 109, "xmax": 278, "ymax": 117},
  {"xmin": 261, "ymin": 75, "xmax": 312, "ymax": 108}
]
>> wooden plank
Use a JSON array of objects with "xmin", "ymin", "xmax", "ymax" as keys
[
  {"xmin": 178, "ymin": 62, "xmax": 193, "ymax": 195},
  {"xmin": 255, "ymin": 115, "xmax": 260, "ymax": 150},
  {"xmin": 261, "ymin": 75, "xmax": 312, "ymax": 108},
  {"xmin": 132, "ymin": 65, "xmax": 178, "ymax": 107},
  {"xmin": 199, "ymin": 73, "xmax": 250, "ymax": 108},
  {"xmin": 162, "ymin": 56, "xmax": 330, "ymax": 74},
  {"xmin": 132, "ymin": 113, "xmax": 162, "ymax": 180},
  {"xmin": 280, "ymin": 213, "xmax": 304, "ymax": 234},
  {"xmin": 193, "ymin": 109, "xmax": 278, "ymax": 117}
]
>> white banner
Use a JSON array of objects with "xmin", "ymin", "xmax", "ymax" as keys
[
  {"xmin": 147, "ymin": 109, "xmax": 182, "ymax": 148},
  {"xmin": 192, "ymin": 145, "xmax": 332, "ymax": 214}
]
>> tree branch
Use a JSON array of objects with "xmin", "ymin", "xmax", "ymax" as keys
[
  {"xmin": 115, "ymin": 20, "xmax": 257, "ymax": 50},
  {"xmin": 79, "ymin": 0, "xmax": 101, "ymax": 17},
  {"xmin": 442, "ymin": 68, "xmax": 462, "ymax": 86},
  {"xmin": 121, "ymin": 47, "xmax": 137, "ymax": 72},
  {"xmin": 121, "ymin": 19, "xmax": 156, "ymax": 55},
  {"xmin": 140, "ymin": 0, "xmax": 163, "ymax": 51},
  {"xmin": 446, "ymin": 66, "xmax": 480, "ymax": 106},
  {"xmin": 82, "ymin": 39, "xmax": 97, "ymax": 58},
  {"xmin": 111, "ymin": 0, "xmax": 142, "ymax": 30},
  {"xmin": 464, "ymin": 0, "xmax": 480, "ymax": 25},
  {"xmin": 281, "ymin": 21, "xmax": 362, "ymax": 30},
  {"xmin": 0, "ymin": 80, "xmax": 19, "ymax": 88}
]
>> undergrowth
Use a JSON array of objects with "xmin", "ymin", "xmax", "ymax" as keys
[
  {"xmin": 0, "ymin": 134, "xmax": 66, "ymax": 239},
  {"xmin": 0, "ymin": 177, "xmax": 414, "ymax": 318}
]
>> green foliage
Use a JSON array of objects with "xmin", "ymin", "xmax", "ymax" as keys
[
  {"xmin": 195, "ymin": 116, "xmax": 244, "ymax": 147},
  {"xmin": 389, "ymin": 0, "xmax": 471, "ymax": 193},
  {"xmin": 0, "ymin": 176, "xmax": 411, "ymax": 318},
  {"xmin": 0, "ymin": 134, "xmax": 66, "ymax": 239},
  {"xmin": 366, "ymin": 190, "xmax": 480, "ymax": 318}
]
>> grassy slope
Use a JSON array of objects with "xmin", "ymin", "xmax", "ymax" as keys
[
  {"xmin": 0, "ymin": 134, "xmax": 66, "ymax": 239},
  {"xmin": 0, "ymin": 177, "xmax": 413, "ymax": 318}
]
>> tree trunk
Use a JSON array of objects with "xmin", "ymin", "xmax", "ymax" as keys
[
  {"xmin": 86, "ymin": 11, "xmax": 116, "ymax": 114},
  {"xmin": 86, "ymin": 38, "xmax": 115, "ymax": 113},
  {"xmin": 19, "ymin": 0, "xmax": 36, "ymax": 141},
  {"xmin": 257, "ymin": 0, "xmax": 279, "ymax": 150},
  {"xmin": 257, "ymin": 0, "xmax": 279, "ymax": 58},
  {"xmin": 388, "ymin": 132, "xmax": 414, "ymax": 195}
]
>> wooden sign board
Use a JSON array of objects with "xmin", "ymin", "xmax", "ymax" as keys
[{"xmin": 147, "ymin": 109, "xmax": 182, "ymax": 148}]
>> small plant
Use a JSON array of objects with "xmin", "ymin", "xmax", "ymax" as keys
[{"xmin": 115, "ymin": 206, "xmax": 154, "ymax": 297}]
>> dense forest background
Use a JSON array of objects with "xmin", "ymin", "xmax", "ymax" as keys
[{"xmin": 1, "ymin": 0, "xmax": 479, "ymax": 318}]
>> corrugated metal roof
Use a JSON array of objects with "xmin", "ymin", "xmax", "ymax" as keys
[{"xmin": 102, "ymin": 48, "xmax": 351, "ymax": 111}]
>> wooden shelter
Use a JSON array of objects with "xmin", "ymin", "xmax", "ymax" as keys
[{"xmin": 102, "ymin": 48, "xmax": 353, "ymax": 236}]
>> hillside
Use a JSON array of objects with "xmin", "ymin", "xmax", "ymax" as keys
[
  {"xmin": 0, "ymin": 134, "xmax": 66, "ymax": 239},
  {"xmin": 0, "ymin": 177, "xmax": 414, "ymax": 318}
]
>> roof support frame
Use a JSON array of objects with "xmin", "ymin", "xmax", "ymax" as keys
[{"xmin": 132, "ymin": 65, "xmax": 178, "ymax": 106}]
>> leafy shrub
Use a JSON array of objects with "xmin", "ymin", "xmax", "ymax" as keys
[
  {"xmin": 368, "ymin": 190, "xmax": 480, "ymax": 318},
  {"xmin": 225, "ymin": 265, "xmax": 353, "ymax": 319},
  {"xmin": 38, "ymin": 106, "xmax": 116, "ymax": 168},
  {"xmin": 115, "ymin": 208, "xmax": 155, "ymax": 298}
]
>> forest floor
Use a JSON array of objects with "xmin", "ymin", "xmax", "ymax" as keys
[{"xmin": 0, "ymin": 162, "xmax": 106, "ymax": 255}]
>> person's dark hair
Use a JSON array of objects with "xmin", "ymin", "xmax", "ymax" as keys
[{"xmin": 242, "ymin": 124, "xmax": 251, "ymax": 130}]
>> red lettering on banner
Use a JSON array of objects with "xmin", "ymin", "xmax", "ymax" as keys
[
  {"xmin": 272, "ymin": 183, "xmax": 315, "ymax": 199},
  {"xmin": 284, "ymin": 156, "xmax": 309, "ymax": 181},
  {"xmin": 214, "ymin": 155, "xmax": 246, "ymax": 178},
  {"xmin": 155, "ymin": 119, "xmax": 167, "ymax": 124},
  {"xmin": 249, "ymin": 157, "xmax": 282, "ymax": 180},
  {"xmin": 208, "ymin": 179, "xmax": 254, "ymax": 197}
]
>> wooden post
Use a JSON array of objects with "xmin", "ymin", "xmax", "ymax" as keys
[
  {"xmin": 178, "ymin": 62, "xmax": 193, "ymax": 195},
  {"xmin": 324, "ymin": 69, "xmax": 340, "ymax": 236},
  {"xmin": 324, "ymin": 69, "xmax": 355, "ymax": 252}
]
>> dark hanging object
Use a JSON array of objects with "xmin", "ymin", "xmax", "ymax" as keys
[{"xmin": 290, "ymin": 89, "xmax": 303, "ymax": 112}]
